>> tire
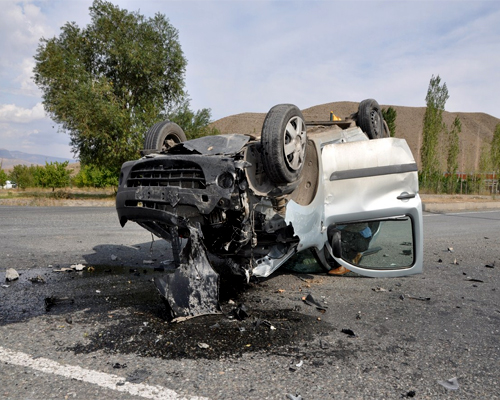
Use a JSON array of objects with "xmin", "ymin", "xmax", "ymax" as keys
[
  {"xmin": 358, "ymin": 99, "xmax": 384, "ymax": 139},
  {"xmin": 261, "ymin": 104, "xmax": 307, "ymax": 184},
  {"xmin": 144, "ymin": 121, "xmax": 187, "ymax": 152}
]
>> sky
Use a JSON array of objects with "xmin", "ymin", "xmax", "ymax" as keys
[{"xmin": 0, "ymin": 0, "xmax": 499, "ymax": 160}]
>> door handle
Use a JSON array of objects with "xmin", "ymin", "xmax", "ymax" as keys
[{"xmin": 397, "ymin": 192, "xmax": 416, "ymax": 200}]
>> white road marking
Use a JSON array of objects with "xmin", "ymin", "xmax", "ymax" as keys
[{"xmin": 0, "ymin": 346, "xmax": 208, "ymax": 400}]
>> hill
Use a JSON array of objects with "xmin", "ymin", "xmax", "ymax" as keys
[
  {"xmin": 210, "ymin": 101, "xmax": 500, "ymax": 172},
  {"xmin": 0, "ymin": 149, "xmax": 76, "ymax": 170}
]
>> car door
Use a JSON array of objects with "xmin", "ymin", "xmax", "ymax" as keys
[{"xmin": 319, "ymin": 137, "xmax": 423, "ymax": 277}]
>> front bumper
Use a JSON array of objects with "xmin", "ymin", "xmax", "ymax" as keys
[{"xmin": 116, "ymin": 154, "xmax": 239, "ymax": 228}]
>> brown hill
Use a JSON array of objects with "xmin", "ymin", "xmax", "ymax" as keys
[{"xmin": 210, "ymin": 101, "xmax": 500, "ymax": 172}]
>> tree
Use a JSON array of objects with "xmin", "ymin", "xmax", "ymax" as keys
[
  {"xmin": 35, "ymin": 162, "xmax": 71, "ymax": 191},
  {"xmin": 0, "ymin": 163, "xmax": 8, "ymax": 187},
  {"xmin": 446, "ymin": 116, "xmax": 461, "ymax": 193},
  {"xmin": 33, "ymin": 0, "xmax": 194, "ymax": 172},
  {"xmin": 491, "ymin": 123, "xmax": 500, "ymax": 173},
  {"xmin": 381, "ymin": 107, "xmax": 397, "ymax": 137},
  {"xmin": 73, "ymin": 164, "xmax": 118, "ymax": 188},
  {"xmin": 447, "ymin": 116, "xmax": 461, "ymax": 174},
  {"xmin": 420, "ymin": 75, "xmax": 449, "ymax": 180},
  {"xmin": 9, "ymin": 165, "xmax": 37, "ymax": 189},
  {"xmin": 169, "ymin": 100, "xmax": 220, "ymax": 140}
]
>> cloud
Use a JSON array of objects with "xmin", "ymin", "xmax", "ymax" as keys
[{"xmin": 0, "ymin": 103, "xmax": 46, "ymax": 123}]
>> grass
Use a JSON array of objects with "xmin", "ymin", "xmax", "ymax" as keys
[{"xmin": 0, "ymin": 187, "xmax": 116, "ymax": 206}]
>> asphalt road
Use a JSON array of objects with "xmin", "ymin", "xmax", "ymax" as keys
[{"xmin": 0, "ymin": 206, "xmax": 499, "ymax": 399}]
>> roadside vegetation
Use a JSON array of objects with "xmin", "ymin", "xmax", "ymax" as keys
[
  {"xmin": 0, "ymin": 161, "xmax": 116, "ymax": 203},
  {"xmin": 418, "ymin": 75, "xmax": 499, "ymax": 195},
  {"xmin": 32, "ymin": 0, "xmax": 218, "ymax": 180}
]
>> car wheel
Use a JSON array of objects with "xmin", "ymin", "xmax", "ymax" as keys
[
  {"xmin": 144, "ymin": 121, "xmax": 187, "ymax": 152},
  {"xmin": 261, "ymin": 104, "xmax": 307, "ymax": 184},
  {"xmin": 358, "ymin": 99, "xmax": 384, "ymax": 139}
]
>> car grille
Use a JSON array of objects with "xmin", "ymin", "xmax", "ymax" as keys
[{"xmin": 127, "ymin": 161, "xmax": 206, "ymax": 189}]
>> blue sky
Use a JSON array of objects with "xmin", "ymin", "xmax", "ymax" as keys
[{"xmin": 1, "ymin": 0, "xmax": 499, "ymax": 159}]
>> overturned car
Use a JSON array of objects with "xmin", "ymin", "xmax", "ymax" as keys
[{"xmin": 116, "ymin": 99, "xmax": 423, "ymax": 319}]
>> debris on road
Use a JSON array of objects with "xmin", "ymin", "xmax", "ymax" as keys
[
  {"xmin": 5, "ymin": 268, "xmax": 19, "ymax": 282},
  {"xmin": 111, "ymin": 255, "xmax": 118, "ymax": 261},
  {"xmin": 1, "ymin": 284, "xmax": 9, "ymax": 288},
  {"xmin": 286, "ymin": 394, "xmax": 303, "ymax": 400},
  {"xmin": 29, "ymin": 275, "xmax": 45, "ymax": 284},
  {"xmin": 233, "ymin": 304, "xmax": 249, "ymax": 321},
  {"xmin": 112, "ymin": 362, "xmax": 127, "ymax": 369},
  {"xmin": 341, "ymin": 328, "xmax": 356, "ymax": 337},
  {"xmin": 399, "ymin": 294, "xmax": 431, "ymax": 301},
  {"xmin": 437, "ymin": 377, "xmax": 459, "ymax": 390},
  {"xmin": 466, "ymin": 278, "xmax": 484, "ymax": 283},
  {"xmin": 71, "ymin": 264, "xmax": 86, "ymax": 271},
  {"xmin": 45, "ymin": 296, "xmax": 75, "ymax": 311},
  {"xmin": 197, "ymin": 343, "xmax": 210, "ymax": 349},
  {"xmin": 302, "ymin": 293, "xmax": 328, "ymax": 311},
  {"xmin": 372, "ymin": 287, "xmax": 387, "ymax": 292},
  {"xmin": 485, "ymin": 262, "xmax": 495, "ymax": 268}
]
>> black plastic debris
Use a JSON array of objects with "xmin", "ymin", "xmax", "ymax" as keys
[
  {"xmin": 485, "ymin": 262, "xmax": 495, "ymax": 268},
  {"xmin": 400, "ymin": 294, "xmax": 431, "ymax": 301},
  {"xmin": 113, "ymin": 362, "xmax": 127, "ymax": 369},
  {"xmin": 233, "ymin": 304, "xmax": 249, "ymax": 320},
  {"xmin": 29, "ymin": 275, "xmax": 45, "ymax": 284},
  {"xmin": 45, "ymin": 296, "xmax": 75, "ymax": 311},
  {"xmin": 403, "ymin": 390, "xmax": 416, "ymax": 398},
  {"xmin": 466, "ymin": 278, "xmax": 484, "ymax": 283},
  {"xmin": 302, "ymin": 293, "xmax": 327, "ymax": 311},
  {"xmin": 154, "ymin": 225, "xmax": 220, "ymax": 321},
  {"xmin": 341, "ymin": 328, "xmax": 356, "ymax": 337},
  {"xmin": 437, "ymin": 377, "xmax": 459, "ymax": 390}
]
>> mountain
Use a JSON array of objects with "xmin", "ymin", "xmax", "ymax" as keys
[
  {"xmin": 0, "ymin": 149, "xmax": 76, "ymax": 170},
  {"xmin": 210, "ymin": 101, "xmax": 500, "ymax": 172}
]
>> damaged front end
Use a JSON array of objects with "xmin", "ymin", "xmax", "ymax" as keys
[{"xmin": 116, "ymin": 134, "xmax": 299, "ymax": 319}]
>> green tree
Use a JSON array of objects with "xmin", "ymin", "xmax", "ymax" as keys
[
  {"xmin": 447, "ymin": 116, "xmax": 461, "ymax": 174},
  {"xmin": 35, "ymin": 162, "xmax": 71, "ymax": 191},
  {"xmin": 479, "ymin": 144, "xmax": 492, "ymax": 172},
  {"xmin": 169, "ymin": 100, "xmax": 220, "ymax": 140},
  {"xmin": 491, "ymin": 123, "xmax": 500, "ymax": 173},
  {"xmin": 381, "ymin": 107, "xmax": 397, "ymax": 137},
  {"xmin": 33, "ymin": 0, "xmax": 190, "ymax": 172},
  {"xmin": 73, "ymin": 164, "xmax": 118, "ymax": 188},
  {"xmin": 0, "ymin": 163, "xmax": 8, "ymax": 187},
  {"xmin": 445, "ymin": 116, "xmax": 461, "ymax": 193},
  {"xmin": 420, "ymin": 75, "xmax": 449, "ymax": 183},
  {"xmin": 9, "ymin": 165, "xmax": 37, "ymax": 189}
]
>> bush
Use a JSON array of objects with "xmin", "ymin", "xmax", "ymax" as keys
[{"xmin": 73, "ymin": 165, "xmax": 118, "ymax": 188}]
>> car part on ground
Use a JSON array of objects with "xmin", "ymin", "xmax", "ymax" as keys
[{"xmin": 116, "ymin": 99, "xmax": 423, "ymax": 320}]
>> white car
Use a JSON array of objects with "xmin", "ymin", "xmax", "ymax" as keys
[
  {"xmin": 2, "ymin": 181, "xmax": 16, "ymax": 189},
  {"xmin": 116, "ymin": 99, "xmax": 423, "ymax": 319}
]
